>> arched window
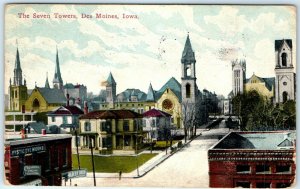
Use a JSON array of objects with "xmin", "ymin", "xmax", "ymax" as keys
[
  {"xmin": 32, "ymin": 99, "xmax": 40, "ymax": 110},
  {"xmin": 281, "ymin": 53, "xmax": 287, "ymax": 67},
  {"xmin": 282, "ymin": 91, "xmax": 288, "ymax": 103},
  {"xmin": 186, "ymin": 67, "xmax": 191, "ymax": 77},
  {"xmin": 186, "ymin": 83, "xmax": 191, "ymax": 98}
]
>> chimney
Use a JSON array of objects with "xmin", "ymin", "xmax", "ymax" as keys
[
  {"xmin": 66, "ymin": 93, "xmax": 70, "ymax": 106},
  {"xmin": 42, "ymin": 129, "xmax": 46, "ymax": 135},
  {"xmin": 21, "ymin": 128, "xmax": 26, "ymax": 139},
  {"xmin": 84, "ymin": 101, "xmax": 88, "ymax": 114}
]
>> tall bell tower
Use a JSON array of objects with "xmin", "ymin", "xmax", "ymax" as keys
[
  {"xmin": 274, "ymin": 39, "xmax": 295, "ymax": 103},
  {"xmin": 9, "ymin": 46, "xmax": 28, "ymax": 111},
  {"xmin": 181, "ymin": 34, "xmax": 198, "ymax": 105}
]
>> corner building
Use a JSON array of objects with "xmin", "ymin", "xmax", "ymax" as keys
[{"xmin": 208, "ymin": 131, "xmax": 296, "ymax": 188}]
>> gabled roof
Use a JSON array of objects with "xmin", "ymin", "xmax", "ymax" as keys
[
  {"xmin": 143, "ymin": 108, "xmax": 172, "ymax": 117},
  {"xmin": 26, "ymin": 122, "xmax": 51, "ymax": 134},
  {"xmin": 116, "ymin": 88, "xmax": 146, "ymax": 102},
  {"xmin": 79, "ymin": 109, "xmax": 142, "ymax": 119},
  {"xmin": 48, "ymin": 105, "xmax": 84, "ymax": 115},
  {"xmin": 156, "ymin": 77, "xmax": 182, "ymax": 102},
  {"xmin": 64, "ymin": 83, "xmax": 75, "ymax": 89},
  {"xmin": 275, "ymin": 39, "xmax": 292, "ymax": 51},
  {"xmin": 277, "ymin": 138, "xmax": 293, "ymax": 147},
  {"xmin": 213, "ymin": 131, "xmax": 296, "ymax": 150},
  {"xmin": 246, "ymin": 74, "xmax": 275, "ymax": 91},
  {"xmin": 37, "ymin": 87, "xmax": 66, "ymax": 104}
]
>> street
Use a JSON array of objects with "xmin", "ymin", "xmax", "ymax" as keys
[{"xmin": 68, "ymin": 121, "xmax": 229, "ymax": 187}]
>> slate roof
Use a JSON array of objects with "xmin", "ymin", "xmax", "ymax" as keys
[
  {"xmin": 213, "ymin": 131, "xmax": 296, "ymax": 150},
  {"xmin": 143, "ymin": 108, "xmax": 172, "ymax": 117},
  {"xmin": 37, "ymin": 87, "xmax": 67, "ymax": 104},
  {"xmin": 155, "ymin": 77, "xmax": 182, "ymax": 102},
  {"xmin": 181, "ymin": 35, "xmax": 196, "ymax": 64},
  {"xmin": 107, "ymin": 72, "xmax": 116, "ymax": 85},
  {"xmin": 275, "ymin": 39, "xmax": 292, "ymax": 51},
  {"xmin": 146, "ymin": 83, "xmax": 155, "ymax": 101},
  {"xmin": 26, "ymin": 122, "xmax": 51, "ymax": 134},
  {"xmin": 117, "ymin": 89, "xmax": 147, "ymax": 102},
  {"xmin": 246, "ymin": 75, "xmax": 275, "ymax": 91},
  {"xmin": 48, "ymin": 105, "xmax": 84, "ymax": 115},
  {"xmin": 64, "ymin": 83, "xmax": 75, "ymax": 89},
  {"xmin": 80, "ymin": 109, "xmax": 142, "ymax": 119}
]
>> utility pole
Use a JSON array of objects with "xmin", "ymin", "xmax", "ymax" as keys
[
  {"xmin": 135, "ymin": 119, "xmax": 140, "ymax": 176},
  {"xmin": 90, "ymin": 138, "xmax": 96, "ymax": 186},
  {"xmin": 75, "ymin": 130, "xmax": 80, "ymax": 169}
]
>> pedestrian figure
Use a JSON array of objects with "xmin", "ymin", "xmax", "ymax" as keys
[{"xmin": 119, "ymin": 171, "xmax": 122, "ymax": 180}]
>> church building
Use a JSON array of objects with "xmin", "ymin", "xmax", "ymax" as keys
[
  {"xmin": 8, "ymin": 46, "xmax": 67, "ymax": 113},
  {"xmin": 8, "ymin": 47, "xmax": 28, "ymax": 112},
  {"xmin": 231, "ymin": 39, "xmax": 296, "ymax": 104},
  {"xmin": 97, "ymin": 35, "xmax": 210, "ymax": 128}
]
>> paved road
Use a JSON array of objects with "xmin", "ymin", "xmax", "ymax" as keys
[{"xmin": 67, "ymin": 122, "xmax": 229, "ymax": 187}]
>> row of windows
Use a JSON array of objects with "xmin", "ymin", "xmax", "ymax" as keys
[
  {"xmin": 83, "ymin": 120, "xmax": 142, "ymax": 132},
  {"xmin": 236, "ymin": 164, "xmax": 291, "ymax": 174},
  {"xmin": 236, "ymin": 181, "xmax": 291, "ymax": 188},
  {"xmin": 50, "ymin": 116, "xmax": 70, "ymax": 124}
]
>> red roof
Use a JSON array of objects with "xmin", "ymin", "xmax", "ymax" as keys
[
  {"xmin": 143, "ymin": 108, "xmax": 172, "ymax": 117},
  {"xmin": 79, "ymin": 109, "xmax": 142, "ymax": 119},
  {"xmin": 50, "ymin": 105, "xmax": 84, "ymax": 115}
]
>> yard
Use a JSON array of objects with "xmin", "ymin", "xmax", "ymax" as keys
[{"xmin": 72, "ymin": 153, "xmax": 157, "ymax": 173}]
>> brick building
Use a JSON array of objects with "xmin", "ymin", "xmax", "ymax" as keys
[
  {"xmin": 208, "ymin": 131, "xmax": 296, "ymax": 188},
  {"xmin": 4, "ymin": 134, "xmax": 72, "ymax": 186}
]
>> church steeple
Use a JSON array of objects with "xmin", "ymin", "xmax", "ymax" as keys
[
  {"xmin": 181, "ymin": 34, "xmax": 196, "ymax": 64},
  {"xmin": 181, "ymin": 34, "xmax": 198, "ymax": 105},
  {"xmin": 53, "ymin": 46, "xmax": 63, "ymax": 89},
  {"xmin": 106, "ymin": 72, "xmax": 117, "ymax": 105},
  {"xmin": 146, "ymin": 83, "xmax": 155, "ymax": 102},
  {"xmin": 45, "ymin": 72, "xmax": 50, "ymax": 88},
  {"xmin": 13, "ymin": 46, "xmax": 23, "ymax": 86}
]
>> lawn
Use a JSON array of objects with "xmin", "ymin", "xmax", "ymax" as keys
[
  {"xmin": 72, "ymin": 153, "xmax": 157, "ymax": 173},
  {"xmin": 154, "ymin": 140, "xmax": 179, "ymax": 148}
]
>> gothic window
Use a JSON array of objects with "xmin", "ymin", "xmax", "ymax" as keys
[
  {"xmin": 281, "ymin": 53, "xmax": 287, "ymax": 67},
  {"xmin": 32, "ymin": 99, "xmax": 40, "ymax": 109},
  {"xmin": 15, "ymin": 90, "xmax": 18, "ymax": 98},
  {"xmin": 186, "ymin": 83, "xmax": 191, "ymax": 98},
  {"xmin": 283, "ymin": 91, "xmax": 288, "ymax": 103}
]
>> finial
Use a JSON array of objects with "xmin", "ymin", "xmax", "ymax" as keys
[{"xmin": 35, "ymin": 81, "xmax": 37, "ymax": 88}]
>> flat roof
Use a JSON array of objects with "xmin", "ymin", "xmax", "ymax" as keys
[
  {"xmin": 210, "ymin": 131, "xmax": 296, "ymax": 150},
  {"xmin": 5, "ymin": 134, "xmax": 72, "ymax": 146}
]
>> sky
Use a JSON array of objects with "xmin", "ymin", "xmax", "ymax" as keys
[{"xmin": 4, "ymin": 4, "xmax": 296, "ymax": 97}]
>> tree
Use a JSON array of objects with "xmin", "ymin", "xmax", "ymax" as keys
[
  {"xmin": 232, "ymin": 90, "xmax": 296, "ymax": 131},
  {"xmin": 232, "ymin": 90, "xmax": 264, "ymax": 130}
]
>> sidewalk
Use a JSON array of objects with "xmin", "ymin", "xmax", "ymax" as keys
[{"xmin": 78, "ymin": 122, "xmax": 214, "ymax": 179}]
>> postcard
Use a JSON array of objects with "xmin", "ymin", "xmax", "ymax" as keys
[{"xmin": 3, "ymin": 4, "xmax": 296, "ymax": 188}]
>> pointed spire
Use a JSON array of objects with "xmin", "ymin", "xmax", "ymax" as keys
[
  {"xmin": 45, "ymin": 72, "xmax": 50, "ymax": 88},
  {"xmin": 13, "ymin": 45, "xmax": 23, "ymax": 86},
  {"xmin": 146, "ymin": 83, "xmax": 155, "ymax": 102},
  {"xmin": 53, "ymin": 46, "xmax": 63, "ymax": 89},
  {"xmin": 181, "ymin": 33, "xmax": 196, "ymax": 64},
  {"xmin": 106, "ymin": 72, "xmax": 116, "ymax": 85}
]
